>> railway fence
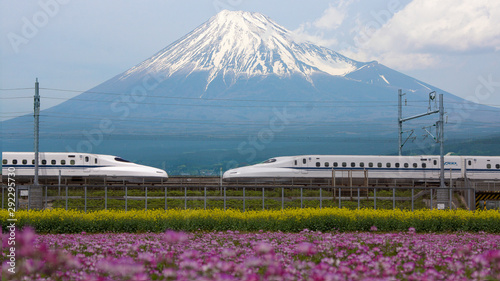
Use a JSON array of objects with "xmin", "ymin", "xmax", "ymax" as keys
[{"xmin": 2, "ymin": 183, "xmax": 479, "ymax": 212}]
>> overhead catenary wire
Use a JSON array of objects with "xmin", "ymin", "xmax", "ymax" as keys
[
  {"xmin": 38, "ymin": 87, "xmax": 419, "ymax": 104},
  {"xmin": 40, "ymin": 96, "xmax": 403, "ymax": 108},
  {"xmin": 0, "ymin": 87, "xmax": 35, "ymax": 91},
  {"xmin": 3, "ymin": 95, "xmax": 499, "ymax": 113},
  {"xmin": 2, "ymin": 86, "xmax": 500, "ymax": 107},
  {"xmin": 34, "ymin": 87, "xmax": 500, "ymax": 107},
  {"xmin": 38, "ymin": 112, "xmax": 500, "ymax": 127},
  {"xmin": 3, "ymin": 86, "xmax": 500, "ymax": 108}
]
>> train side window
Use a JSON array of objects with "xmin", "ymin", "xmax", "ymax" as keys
[
  {"xmin": 2, "ymin": 159, "xmax": 6, "ymax": 165},
  {"xmin": 360, "ymin": 162, "xmax": 365, "ymax": 168},
  {"xmin": 61, "ymin": 160, "xmax": 66, "ymax": 165},
  {"xmin": 395, "ymin": 163, "xmax": 400, "ymax": 168},
  {"xmin": 294, "ymin": 160, "xmax": 297, "ymax": 166},
  {"xmin": 434, "ymin": 160, "xmax": 437, "ymax": 165},
  {"xmin": 422, "ymin": 163, "xmax": 427, "ymax": 168},
  {"xmin": 342, "ymin": 162, "xmax": 347, "ymax": 167},
  {"xmin": 496, "ymin": 164, "xmax": 500, "ymax": 169},
  {"xmin": 42, "ymin": 160, "xmax": 47, "ymax": 165},
  {"xmin": 303, "ymin": 159, "xmax": 306, "ymax": 164},
  {"xmin": 377, "ymin": 163, "xmax": 382, "ymax": 168},
  {"xmin": 85, "ymin": 156, "xmax": 89, "ymax": 162},
  {"xmin": 468, "ymin": 160, "xmax": 472, "ymax": 166},
  {"xmin": 13, "ymin": 159, "xmax": 18, "ymax": 164},
  {"xmin": 386, "ymin": 163, "xmax": 391, "ymax": 168},
  {"xmin": 487, "ymin": 164, "xmax": 492, "ymax": 169},
  {"xmin": 94, "ymin": 158, "xmax": 97, "ymax": 164},
  {"xmin": 324, "ymin": 162, "xmax": 329, "ymax": 167},
  {"xmin": 51, "ymin": 160, "xmax": 56, "ymax": 165},
  {"xmin": 316, "ymin": 162, "xmax": 320, "ymax": 167},
  {"xmin": 413, "ymin": 163, "xmax": 418, "ymax": 168},
  {"xmin": 369, "ymin": 162, "xmax": 373, "ymax": 168},
  {"xmin": 351, "ymin": 162, "xmax": 356, "ymax": 167},
  {"xmin": 22, "ymin": 159, "xmax": 27, "ymax": 165},
  {"xmin": 32, "ymin": 160, "xmax": 35, "ymax": 164},
  {"xmin": 404, "ymin": 163, "xmax": 409, "ymax": 168},
  {"xmin": 70, "ymin": 160, "xmax": 75, "ymax": 165},
  {"xmin": 333, "ymin": 162, "xmax": 338, "ymax": 167}
]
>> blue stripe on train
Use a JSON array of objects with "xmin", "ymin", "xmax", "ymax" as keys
[
  {"xmin": 285, "ymin": 167, "xmax": 499, "ymax": 173},
  {"xmin": 3, "ymin": 165, "xmax": 108, "ymax": 169}
]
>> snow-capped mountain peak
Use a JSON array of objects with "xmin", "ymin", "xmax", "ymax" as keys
[{"xmin": 121, "ymin": 10, "xmax": 362, "ymax": 88}]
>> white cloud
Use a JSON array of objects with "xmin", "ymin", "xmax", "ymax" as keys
[
  {"xmin": 344, "ymin": 0, "xmax": 500, "ymax": 70},
  {"xmin": 292, "ymin": 23, "xmax": 338, "ymax": 47},
  {"xmin": 369, "ymin": 0, "xmax": 500, "ymax": 53},
  {"xmin": 313, "ymin": 4, "xmax": 346, "ymax": 30},
  {"xmin": 291, "ymin": 1, "xmax": 352, "ymax": 47}
]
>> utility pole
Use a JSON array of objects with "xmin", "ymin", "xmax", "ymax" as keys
[
  {"xmin": 398, "ymin": 90, "xmax": 440, "ymax": 155},
  {"xmin": 398, "ymin": 89, "xmax": 403, "ymax": 156},
  {"xmin": 438, "ymin": 93, "xmax": 445, "ymax": 189},
  {"xmin": 398, "ymin": 90, "xmax": 447, "ymax": 207},
  {"xmin": 34, "ymin": 78, "xmax": 40, "ymax": 186}
]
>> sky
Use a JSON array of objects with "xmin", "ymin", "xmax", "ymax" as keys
[{"xmin": 1, "ymin": 0, "xmax": 499, "ymax": 122}]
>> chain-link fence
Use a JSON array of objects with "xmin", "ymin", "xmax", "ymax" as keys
[{"xmin": 2, "ymin": 184, "xmax": 478, "ymax": 212}]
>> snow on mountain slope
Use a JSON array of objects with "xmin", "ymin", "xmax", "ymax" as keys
[{"xmin": 120, "ymin": 10, "xmax": 362, "ymax": 88}]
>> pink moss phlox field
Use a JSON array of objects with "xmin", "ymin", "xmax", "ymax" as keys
[{"xmin": 2, "ymin": 228, "xmax": 500, "ymax": 280}]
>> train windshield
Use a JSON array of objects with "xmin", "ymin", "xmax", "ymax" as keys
[
  {"xmin": 261, "ymin": 158, "xmax": 277, "ymax": 164},
  {"xmin": 114, "ymin": 157, "xmax": 131, "ymax": 163}
]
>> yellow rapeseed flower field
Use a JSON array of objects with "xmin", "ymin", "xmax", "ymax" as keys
[{"xmin": 1, "ymin": 208, "xmax": 500, "ymax": 233}]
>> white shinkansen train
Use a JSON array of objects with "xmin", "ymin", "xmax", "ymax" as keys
[
  {"xmin": 223, "ymin": 155, "xmax": 500, "ymax": 183},
  {"xmin": 2, "ymin": 152, "xmax": 168, "ymax": 183}
]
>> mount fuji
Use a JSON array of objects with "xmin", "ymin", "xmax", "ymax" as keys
[
  {"xmin": 121, "ymin": 10, "xmax": 362, "ymax": 88},
  {"xmin": 3, "ymin": 10, "xmax": 499, "ymax": 174}
]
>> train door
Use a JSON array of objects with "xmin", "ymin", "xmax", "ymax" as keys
[
  {"xmin": 83, "ymin": 155, "xmax": 91, "ymax": 173},
  {"xmin": 300, "ymin": 157, "xmax": 308, "ymax": 174},
  {"xmin": 464, "ymin": 158, "xmax": 474, "ymax": 178},
  {"xmin": 292, "ymin": 159, "xmax": 300, "ymax": 174},
  {"xmin": 431, "ymin": 158, "xmax": 440, "ymax": 178}
]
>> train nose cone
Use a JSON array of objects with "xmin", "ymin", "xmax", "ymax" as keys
[
  {"xmin": 223, "ymin": 169, "xmax": 239, "ymax": 179},
  {"xmin": 155, "ymin": 169, "xmax": 169, "ymax": 178}
]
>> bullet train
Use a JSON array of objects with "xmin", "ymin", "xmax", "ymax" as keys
[
  {"xmin": 1, "ymin": 152, "xmax": 168, "ymax": 183},
  {"xmin": 223, "ymin": 155, "xmax": 500, "ymax": 183}
]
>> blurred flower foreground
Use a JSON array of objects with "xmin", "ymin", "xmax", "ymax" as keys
[{"xmin": 2, "ymin": 227, "xmax": 500, "ymax": 280}]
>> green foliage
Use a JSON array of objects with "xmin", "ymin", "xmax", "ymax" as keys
[{"xmin": 2, "ymin": 208, "xmax": 500, "ymax": 234}]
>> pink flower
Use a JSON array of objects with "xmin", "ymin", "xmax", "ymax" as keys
[
  {"xmin": 164, "ymin": 230, "xmax": 189, "ymax": 244},
  {"xmin": 296, "ymin": 242, "xmax": 317, "ymax": 256},
  {"xmin": 254, "ymin": 242, "xmax": 273, "ymax": 255},
  {"xmin": 370, "ymin": 225, "xmax": 378, "ymax": 232},
  {"xmin": 243, "ymin": 273, "xmax": 260, "ymax": 281},
  {"xmin": 162, "ymin": 268, "xmax": 177, "ymax": 278},
  {"xmin": 222, "ymin": 248, "xmax": 236, "ymax": 258},
  {"xmin": 403, "ymin": 262, "xmax": 416, "ymax": 272}
]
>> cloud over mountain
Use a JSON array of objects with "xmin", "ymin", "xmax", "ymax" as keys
[{"xmin": 348, "ymin": 0, "xmax": 500, "ymax": 69}]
